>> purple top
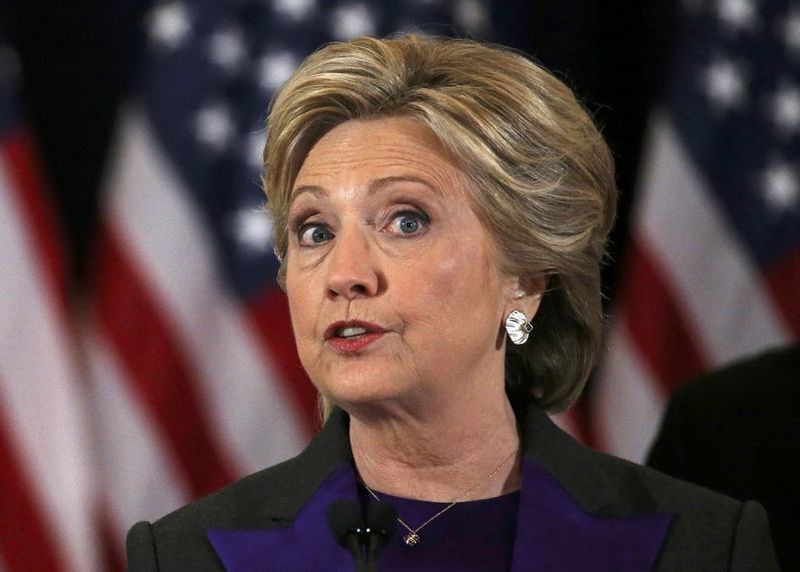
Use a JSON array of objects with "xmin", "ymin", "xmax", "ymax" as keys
[
  {"xmin": 208, "ymin": 459, "xmax": 673, "ymax": 571},
  {"xmin": 356, "ymin": 484, "xmax": 520, "ymax": 571}
]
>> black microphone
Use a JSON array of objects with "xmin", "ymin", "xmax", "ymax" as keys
[
  {"xmin": 364, "ymin": 501, "xmax": 398, "ymax": 572},
  {"xmin": 327, "ymin": 500, "xmax": 368, "ymax": 572}
]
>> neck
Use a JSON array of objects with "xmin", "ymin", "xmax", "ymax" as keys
[{"xmin": 348, "ymin": 389, "xmax": 521, "ymax": 502}]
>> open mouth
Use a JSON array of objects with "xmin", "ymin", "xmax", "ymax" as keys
[
  {"xmin": 325, "ymin": 320, "xmax": 385, "ymax": 339},
  {"xmin": 336, "ymin": 326, "xmax": 370, "ymax": 338},
  {"xmin": 325, "ymin": 321, "xmax": 386, "ymax": 351}
]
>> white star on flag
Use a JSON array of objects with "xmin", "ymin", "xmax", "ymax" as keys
[
  {"xmin": 272, "ymin": 0, "xmax": 316, "ymax": 21},
  {"xmin": 763, "ymin": 161, "xmax": 799, "ymax": 211},
  {"xmin": 771, "ymin": 82, "xmax": 800, "ymax": 137},
  {"xmin": 246, "ymin": 130, "xmax": 266, "ymax": 169},
  {"xmin": 257, "ymin": 51, "xmax": 298, "ymax": 92},
  {"xmin": 455, "ymin": 0, "xmax": 490, "ymax": 34},
  {"xmin": 209, "ymin": 27, "xmax": 246, "ymax": 73},
  {"xmin": 149, "ymin": 2, "xmax": 191, "ymax": 50},
  {"xmin": 332, "ymin": 4, "xmax": 377, "ymax": 40},
  {"xmin": 232, "ymin": 207, "xmax": 273, "ymax": 253},
  {"xmin": 717, "ymin": 0, "xmax": 757, "ymax": 33},
  {"xmin": 195, "ymin": 104, "xmax": 235, "ymax": 152},
  {"xmin": 704, "ymin": 57, "xmax": 746, "ymax": 111},
  {"xmin": 783, "ymin": 7, "xmax": 800, "ymax": 55}
]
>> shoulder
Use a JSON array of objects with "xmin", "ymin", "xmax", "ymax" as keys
[
  {"xmin": 525, "ymin": 401, "xmax": 745, "ymax": 521},
  {"xmin": 670, "ymin": 344, "xmax": 800, "ymax": 410},
  {"xmin": 580, "ymin": 440, "xmax": 743, "ymax": 516},
  {"xmin": 126, "ymin": 457, "xmax": 303, "ymax": 571},
  {"xmin": 523, "ymin": 400, "xmax": 779, "ymax": 572},
  {"xmin": 125, "ymin": 409, "xmax": 352, "ymax": 571},
  {"xmin": 158, "ymin": 455, "xmax": 302, "ymax": 530},
  {"xmin": 581, "ymin": 447, "xmax": 777, "ymax": 570},
  {"xmin": 648, "ymin": 344, "xmax": 799, "ymax": 482}
]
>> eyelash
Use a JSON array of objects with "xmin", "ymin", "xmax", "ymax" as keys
[
  {"xmin": 294, "ymin": 208, "xmax": 430, "ymax": 247},
  {"xmin": 296, "ymin": 221, "xmax": 333, "ymax": 247},
  {"xmin": 383, "ymin": 209, "xmax": 430, "ymax": 236}
]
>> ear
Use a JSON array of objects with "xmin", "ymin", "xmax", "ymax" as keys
[{"xmin": 503, "ymin": 274, "xmax": 546, "ymax": 322}]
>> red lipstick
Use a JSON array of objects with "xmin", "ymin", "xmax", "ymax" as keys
[{"xmin": 324, "ymin": 320, "xmax": 386, "ymax": 353}]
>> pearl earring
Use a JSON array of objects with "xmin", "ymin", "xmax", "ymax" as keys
[{"xmin": 505, "ymin": 310, "xmax": 533, "ymax": 345}]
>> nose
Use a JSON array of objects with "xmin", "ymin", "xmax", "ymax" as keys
[{"xmin": 325, "ymin": 226, "xmax": 380, "ymax": 300}]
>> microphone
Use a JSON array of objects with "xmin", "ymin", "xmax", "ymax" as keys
[
  {"xmin": 364, "ymin": 501, "xmax": 398, "ymax": 572},
  {"xmin": 327, "ymin": 500, "xmax": 368, "ymax": 572}
]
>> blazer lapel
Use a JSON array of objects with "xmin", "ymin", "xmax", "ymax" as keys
[
  {"xmin": 207, "ymin": 410, "xmax": 359, "ymax": 571},
  {"xmin": 205, "ymin": 400, "xmax": 672, "ymax": 571},
  {"xmin": 510, "ymin": 459, "xmax": 672, "ymax": 572},
  {"xmin": 208, "ymin": 462, "xmax": 361, "ymax": 571},
  {"xmin": 511, "ymin": 402, "xmax": 673, "ymax": 572}
]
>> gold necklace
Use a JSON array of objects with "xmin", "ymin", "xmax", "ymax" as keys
[{"xmin": 361, "ymin": 447, "xmax": 518, "ymax": 547}]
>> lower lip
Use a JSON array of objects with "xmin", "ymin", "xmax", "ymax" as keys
[{"xmin": 327, "ymin": 332, "xmax": 385, "ymax": 353}]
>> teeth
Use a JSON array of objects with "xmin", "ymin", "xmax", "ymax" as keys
[{"xmin": 339, "ymin": 326, "xmax": 368, "ymax": 338}]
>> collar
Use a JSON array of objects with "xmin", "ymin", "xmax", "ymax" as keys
[{"xmin": 209, "ymin": 398, "xmax": 672, "ymax": 571}]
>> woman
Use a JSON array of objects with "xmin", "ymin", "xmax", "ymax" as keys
[{"xmin": 127, "ymin": 35, "xmax": 779, "ymax": 571}]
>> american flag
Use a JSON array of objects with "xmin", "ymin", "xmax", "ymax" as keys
[
  {"xmin": 0, "ymin": 36, "xmax": 97, "ymax": 571},
  {"xmin": 86, "ymin": 1, "xmax": 491, "ymax": 570},
  {"xmin": 592, "ymin": 0, "xmax": 800, "ymax": 462}
]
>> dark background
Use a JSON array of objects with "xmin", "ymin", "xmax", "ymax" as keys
[{"xmin": 4, "ymin": 0, "xmax": 679, "ymax": 301}]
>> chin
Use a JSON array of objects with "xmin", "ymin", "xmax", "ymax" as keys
[{"xmin": 318, "ymin": 371, "xmax": 411, "ymax": 412}]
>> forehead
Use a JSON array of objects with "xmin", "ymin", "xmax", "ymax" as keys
[{"xmin": 292, "ymin": 117, "xmax": 464, "ymax": 195}]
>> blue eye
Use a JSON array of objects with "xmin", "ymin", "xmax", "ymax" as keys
[
  {"xmin": 388, "ymin": 212, "xmax": 428, "ymax": 236},
  {"xmin": 298, "ymin": 224, "xmax": 333, "ymax": 246}
]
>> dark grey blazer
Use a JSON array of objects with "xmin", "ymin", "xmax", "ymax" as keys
[
  {"xmin": 127, "ymin": 396, "xmax": 780, "ymax": 571},
  {"xmin": 649, "ymin": 344, "xmax": 800, "ymax": 572}
]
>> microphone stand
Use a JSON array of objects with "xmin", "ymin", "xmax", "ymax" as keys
[
  {"xmin": 346, "ymin": 535, "xmax": 369, "ymax": 572},
  {"xmin": 365, "ymin": 533, "xmax": 383, "ymax": 572},
  {"xmin": 328, "ymin": 498, "xmax": 397, "ymax": 572},
  {"xmin": 364, "ymin": 501, "xmax": 398, "ymax": 572},
  {"xmin": 327, "ymin": 500, "xmax": 368, "ymax": 572}
]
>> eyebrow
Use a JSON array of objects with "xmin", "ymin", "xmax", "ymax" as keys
[{"xmin": 291, "ymin": 175, "xmax": 440, "ymax": 202}]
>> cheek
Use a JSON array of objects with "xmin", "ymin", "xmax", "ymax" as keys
[
  {"xmin": 420, "ymin": 253, "xmax": 461, "ymax": 305},
  {"xmin": 286, "ymin": 271, "xmax": 316, "ymax": 345},
  {"xmin": 401, "ymin": 239, "xmax": 501, "ymax": 334}
]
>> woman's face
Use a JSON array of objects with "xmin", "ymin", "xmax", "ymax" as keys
[{"xmin": 285, "ymin": 117, "xmax": 525, "ymax": 414}]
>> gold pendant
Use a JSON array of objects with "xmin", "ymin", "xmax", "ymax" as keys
[{"xmin": 403, "ymin": 531, "xmax": 420, "ymax": 546}]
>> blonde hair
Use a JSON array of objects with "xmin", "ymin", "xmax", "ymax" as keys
[{"xmin": 264, "ymin": 35, "xmax": 617, "ymax": 413}]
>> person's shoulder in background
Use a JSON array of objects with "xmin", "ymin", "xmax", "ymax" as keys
[{"xmin": 648, "ymin": 343, "xmax": 800, "ymax": 572}]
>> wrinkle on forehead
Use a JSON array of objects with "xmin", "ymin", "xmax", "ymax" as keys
[
  {"xmin": 294, "ymin": 175, "xmax": 443, "ymax": 203},
  {"xmin": 291, "ymin": 117, "xmax": 467, "ymax": 202}
]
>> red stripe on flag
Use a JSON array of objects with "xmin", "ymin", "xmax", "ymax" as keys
[
  {"xmin": 763, "ymin": 247, "xmax": 800, "ymax": 338},
  {"xmin": 97, "ymin": 506, "xmax": 124, "ymax": 572},
  {"xmin": 247, "ymin": 290, "xmax": 318, "ymax": 434},
  {"xmin": 1, "ymin": 129, "xmax": 67, "ymax": 311},
  {"xmin": 0, "ymin": 394, "xmax": 64, "ymax": 571},
  {"xmin": 569, "ymin": 395, "xmax": 598, "ymax": 450},
  {"xmin": 618, "ymin": 238, "xmax": 708, "ymax": 391},
  {"xmin": 94, "ymin": 226, "xmax": 235, "ymax": 497}
]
